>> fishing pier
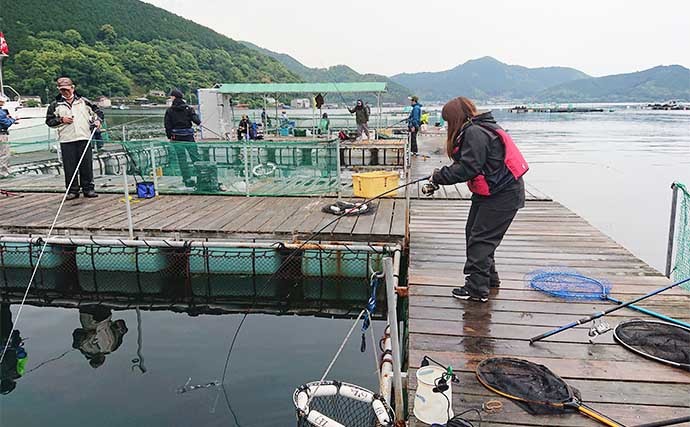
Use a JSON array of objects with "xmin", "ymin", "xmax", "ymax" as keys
[{"xmin": 1, "ymin": 130, "xmax": 689, "ymax": 426}]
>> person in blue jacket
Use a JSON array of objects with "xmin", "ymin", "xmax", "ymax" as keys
[{"xmin": 407, "ymin": 96, "xmax": 422, "ymax": 155}]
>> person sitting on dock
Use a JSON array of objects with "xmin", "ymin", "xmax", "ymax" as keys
[
  {"xmin": 164, "ymin": 89, "xmax": 201, "ymax": 188},
  {"xmin": 429, "ymin": 96, "xmax": 527, "ymax": 303},
  {"xmin": 0, "ymin": 96, "xmax": 18, "ymax": 179},
  {"xmin": 45, "ymin": 77, "xmax": 102, "ymax": 200},
  {"xmin": 348, "ymin": 99, "xmax": 370, "ymax": 140},
  {"xmin": 318, "ymin": 113, "xmax": 330, "ymax": 135},
  {"xmin": 237, "ymin": 115, "xmax": 251, "ymax": 141}
]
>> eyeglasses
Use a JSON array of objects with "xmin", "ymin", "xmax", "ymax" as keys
[{"xmin": 58, "ymin": 87, "xmax": 71, "ymax": 91}]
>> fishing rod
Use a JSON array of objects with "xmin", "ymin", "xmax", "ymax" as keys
[{"xmin": 529, "ymin": 275, "xmax": 690, "ymax": 344}]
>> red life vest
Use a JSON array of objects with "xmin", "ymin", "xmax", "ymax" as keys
[{"xmin": 454, "ymin": 124, "xmax": 529, "ymax": 196}]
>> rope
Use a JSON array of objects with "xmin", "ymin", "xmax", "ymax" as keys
[
  {"xmin": 305, "ymin": 308, "xmax": 368, "ymax": 409},
  {"xmin": 0, "ymin": 128, "xmax": 98, "ymax": 365}
]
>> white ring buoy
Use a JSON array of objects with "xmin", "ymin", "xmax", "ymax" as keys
[
  {"xmin": 293, "ymin": 381, "xmax": 393, "ymax": 426},
  {"xmin": 252, "ymin": 162, "xmax": 277, "ymax": 177}
]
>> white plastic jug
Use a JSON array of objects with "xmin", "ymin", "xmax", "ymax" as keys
[{"xmin": 413, "ymin": 365, "xmax": 454, "ymax": 425}]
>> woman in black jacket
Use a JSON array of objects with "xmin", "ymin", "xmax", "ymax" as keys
[{"xmin": 430, "ymin": 97, "xmax": 528, "ymax": 302}]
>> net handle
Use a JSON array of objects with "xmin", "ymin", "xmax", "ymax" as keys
[{"xmin": 573, "ymin": 402, "xmax": 625, "ymax": 427}]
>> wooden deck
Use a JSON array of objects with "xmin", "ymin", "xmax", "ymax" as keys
[
  {"xmin": 406, "ymin": 199, "xmax": 690, "ymax": 426},
  {"xmin": 0, "ymin": 193, "xmax": 406, "ymax": 243}
]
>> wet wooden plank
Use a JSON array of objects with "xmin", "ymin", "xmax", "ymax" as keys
[{"xmin": 406, "ymin": 196, "xmax": 690, "ymax": 425}]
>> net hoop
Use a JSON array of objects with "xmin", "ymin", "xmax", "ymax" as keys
[
  {"xmin": 613, "ymin": 319, "xmax": 690, "ymax": 371},
  {"xmin": 527, "ymin": 269, "xmax": 610, "ymax": 300},
  {"xmin": 252, "ymin": 162, "xmax": 277, "ymax": 177},
  {"xmin": 293, "ymin": 380, "xmax": 394, "ymax": 427}
]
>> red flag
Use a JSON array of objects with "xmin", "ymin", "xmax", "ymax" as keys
[{"xmin": 0, "ymin": 32, "xmax": 9, "ymax": 55}]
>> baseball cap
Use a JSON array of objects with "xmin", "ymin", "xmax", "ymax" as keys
[{"xmin": 57, "ymin": 77, "xmax": 74, "ymax": 89}]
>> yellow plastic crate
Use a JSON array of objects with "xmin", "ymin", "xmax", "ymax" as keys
[{"xmin": 352, "ymin": 171, "xmax": 400, "ymax": 198}]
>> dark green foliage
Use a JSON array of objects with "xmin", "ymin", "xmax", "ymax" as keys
[
  {"xmin": 0, "ymin": 0, "xmax": 300, "ymax": 100},
  {"xmin": 391, "ymin": 56, "xmax": 590, "ymax": 102},
  {"xmin": 538, "ymin": 65, "xmax": 690, "ymax": 102}
]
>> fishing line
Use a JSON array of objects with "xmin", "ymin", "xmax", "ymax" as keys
[
  {"xmin": 218, "ymin": 175, "xmax": 429, "ymax": 386},
  {"xmin": 0, "ymin": 128, "xmax": 98, "ymax": 365}
]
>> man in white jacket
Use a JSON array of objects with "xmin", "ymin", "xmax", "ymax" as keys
[{"xmin": 45, "ymin": 77, "xmax": 102, "ymax": 200}]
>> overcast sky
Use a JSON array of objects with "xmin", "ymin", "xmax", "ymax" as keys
[{"xmin": 143, "ymin": 0, "xmax": 690, "ymax": 77}]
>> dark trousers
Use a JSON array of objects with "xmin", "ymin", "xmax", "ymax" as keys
[
  {"xmin": 170, "ymin": 135, "xmax": 200, "ymax": 182},
  {"xmin": 464, "ymin": 202, "xmax": 518, "ymax": 298},
  {"xmin": 410, "ymin": 129, "xmax": 418, "ymax": 153},
  {"xmin": 60, "ymin": 140, "xmax": 94, "ymax": 194}
]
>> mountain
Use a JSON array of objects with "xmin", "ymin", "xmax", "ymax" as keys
[
  {"xmin": 391, "ymin": 56, "xmax": 590, "ymax": 101},
  {"xmin": 538, "ymin": 65, "xmax": 690, "ymax": 102},
  {"xmin": 0, "ymin": 0, "xmax": 299, "ymax": 100},
  {"xmin": 241, "ymin": 41, "xmax": 411, "ymax": 104}
]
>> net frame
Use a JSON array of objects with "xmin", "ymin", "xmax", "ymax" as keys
[
  {"xmin": 672, "ymin": 183, "xmax": 690, "ymax": 288},
  {"xmin": 476, "ymin": 357, "xmax": 623, "ymax": 427},
  {"xmin": 613, "ymin": 319, "xmax": 690, "ymax": 371},
  {"xmin": 293, "ymin": 380, "xmax": 394, "ymax": 427},
  {"xmin": 526, "ymin": 268, "xmax": 611, "ymax": 300}
]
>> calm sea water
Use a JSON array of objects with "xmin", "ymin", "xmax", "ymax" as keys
[{"xmin": 2, "ymin": 106, "xmax": 689, "ymax": 426}]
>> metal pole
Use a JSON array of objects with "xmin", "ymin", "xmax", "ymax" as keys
[
  {"xmin": 122, "ymin": 165, "xmax": 134, "ymax": 239},
  {"xmin": 377, "ymin": 93, "xmax": 381, "ymax": 139},
  {"xmin": 383, "ymin": 256, "xmax": 404, "ymax": 420},
  {"xmin": 243, "ymin": 140, "xmax": 250, "ymax": 197},
  {"xmin": 336, "ymin": 138, "xmax": 342, "ymax": 200},
  {"xmin": 0, "ymin": 56, "xmax": 5, "ymax": 98},
  {"xmin": 404, "ymin": 132, "xmax": 411, "ymax": 242},
  {"xmin": 665, "ymin": 183, "xmax": 679, "ymax": 278},
  {"xmin": 149, "ymin": 141, "xmax": 158, "ymax": 196}
]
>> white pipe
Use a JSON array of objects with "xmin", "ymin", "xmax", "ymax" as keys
[
  {"xmin": 0, "ymin": 235, "xmax": 400, "ymax": 253},
  {"xmin": 383, "ymin": 256, "xmax": 404, "ymax": 420},
  {"xmin": 379, "ymin": 326, "xmax": 394, "ymax": 405},
  {"xmin": 149, "ymin": 141, "xmax": 158, "ymax": 196},
  {"xmin": 122, "ymin": 165, "xmax": 135, "ymax": 239}
]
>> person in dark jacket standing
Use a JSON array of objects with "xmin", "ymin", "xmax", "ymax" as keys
[
  {"xmin": 164, "ymin": 89, "xmax": 201, "ymax": 188},
  {"xmin": 429, "ymin": 97, "xmax": 527, "ymax": 302},
  {"xmin": 407, "ymin": 96, "xmax": 422, "ymax": 155},
  {"xmin": 45, "ymin": 77, "xmax": 102, "ymax": 200},
  {"xmin": 348, "ymin": 99, "xmax": 370, "ymax": 140}
]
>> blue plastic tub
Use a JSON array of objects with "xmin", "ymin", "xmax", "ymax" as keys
[
  {"xmin": 188, "ymin": 247, "xmax": 282, "ymax": 275},
  {"xmin": 0, "ymin": 242, "xmax": 69, "ymax": 269},
  {"xmin": 75, "ymin": 245, "xmax": 168, "ymax": 272}
]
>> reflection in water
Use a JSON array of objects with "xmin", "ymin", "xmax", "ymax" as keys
[
  {"xmin": 0, "ymin": 267, "xmax": 386, "ymax": 426},
  {"xmin": 72, "ymin": 305, "xmax": 128, "ymax": 369},
  {"xmin": 1, "ymin": 304, "xmax": 27, "ymax": 395}
]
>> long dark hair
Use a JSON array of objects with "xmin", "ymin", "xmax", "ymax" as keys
[{"xmin": 442, "ymin": 97, "xmax": 478, "ymax": 158}]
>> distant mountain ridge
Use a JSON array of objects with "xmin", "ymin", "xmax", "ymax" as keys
[
  {"xmin": 391, "ymin": 56, "xmax": 590, "ymax": 101},
  {"xmin": 241, "ymin": 41, "xmax": 411, "ymax": 103},
  {"xmin": 538, "ymin": 65, "xmax": 690, "ymax": 102}
]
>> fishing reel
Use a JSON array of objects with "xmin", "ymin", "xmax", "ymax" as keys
[
  {"xmin": 421, "ymin": 181, "xmax": 439, "ymax": 197},
  {"xmin": 587, "ymin": 319, "xmax": 612, "ymax": 343}
]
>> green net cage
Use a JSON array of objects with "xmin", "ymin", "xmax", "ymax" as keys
[
  {"xmin": 118, "ymin": 139, "xmax": 340, "ymax": 196},
  {"xmin": 672, "ymin": 183, "xmax": 690, "ymax": 289}
]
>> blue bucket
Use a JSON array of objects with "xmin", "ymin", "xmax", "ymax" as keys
[{"xmin": 136, "ymin": 181, "xmax": 156, "ymax": 199}]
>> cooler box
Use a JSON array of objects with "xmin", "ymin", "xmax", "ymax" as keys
[{"xmin": 352, "ymin": 171, "xmax": 400, "ymax": 198}]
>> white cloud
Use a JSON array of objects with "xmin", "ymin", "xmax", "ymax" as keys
[{"xmin": 143, "ymin": 0, "xmax": 690, "ymax": 77}]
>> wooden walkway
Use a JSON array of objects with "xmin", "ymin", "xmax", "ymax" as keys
[
  {"xmin": 406, "ymin": 199, "xmax": 690, "ymax": 426},
  {"xmin": 0, "ymin": 193, "xmax": 406, "ymax": 243}
]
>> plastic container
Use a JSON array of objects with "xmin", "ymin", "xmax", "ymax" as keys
[
  {"xmin": 75, "ymin": 246, "xmax": 168, "ymax": 272},
  {"xmin": 352, "ymin": 171, "xmax": 400, "ymax": 198},
  {"xmin": 413, "ymin": 365, "xmax": 454, "ymax": 424},
  {"xmin": 301, "ymin": 250, "xmax": 383, "ymax": 278},
  {"xmin": 188, "ymin": 247, "xmax": 282, "ymax": 275},
  {"xmin": 0, "ymin": 242, "xmax": 69, "ymax": 269}
]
